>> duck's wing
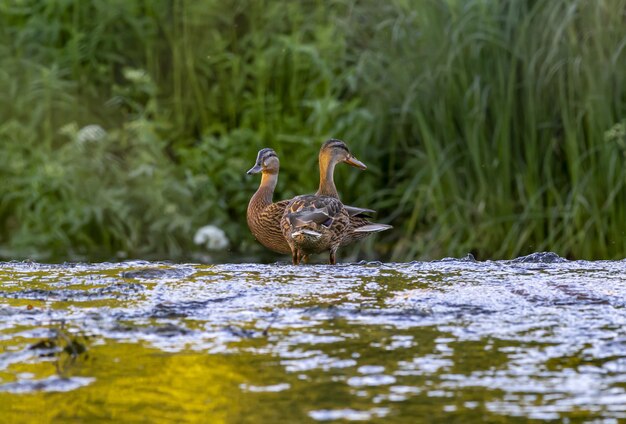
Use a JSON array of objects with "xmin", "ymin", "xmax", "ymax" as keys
[
  {"xmin": 290, "ymin": 210, "xmax": 332, "ymax": 227},
  {"xmin": 286, "ymin": 196, "xmax": 344, "ymax": 228}
]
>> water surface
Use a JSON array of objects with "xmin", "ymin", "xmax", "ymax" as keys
[{"xmin": 1, "ymin": 254, "xmax": 625, "ymax": 422}]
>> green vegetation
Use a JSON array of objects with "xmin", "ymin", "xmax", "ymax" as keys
[{"xmin": 1, "ymin": 0, "xmax": 626, "ymax": 261}]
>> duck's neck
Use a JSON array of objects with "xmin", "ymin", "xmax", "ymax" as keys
[
  {"xmin": 316, "ymin": 158, "xmax": 339, "ymax": 198},
  {"xmin": 248, "ymin": 172, "xmax": 278, "ymax": 215}
]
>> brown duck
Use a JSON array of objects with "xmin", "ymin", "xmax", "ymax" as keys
[
  {"xmin": 281, "ymin": 140, "xmax": 392, "ymax": 265},
  {"xmin": 314, "ymin": 140, "xmax": 392, "ymax": 249},
  {"xmin": 280, "ymin": 193, "xmax": 350, "ymax": 265},
  {"xmin": 246, "ymin": 148, "xmax": 292, "ymax": 254}
]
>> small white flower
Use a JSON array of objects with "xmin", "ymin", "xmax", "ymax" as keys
[
  {"xmin": 194, "ymin": 225, "xmax": 229, "ymax": 251},
  {"xmin": 123, "ymin": 68, "xmax": 151, "ymax": 84},
  {"xmin": 77, "ymin": 125, "xmax": 107, "ymax": 144}
]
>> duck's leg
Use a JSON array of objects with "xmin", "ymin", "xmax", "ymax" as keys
[
  {"xmin": 329, "ymin": 249, "xmax": 337, "ymax": 265},
  {"xmin": 291, "ymin": 248, "xmax": 299, "ymax": 265},
  {"xmin": 301, "ymin": 255, "xmax": 309, "ymax": 264}
]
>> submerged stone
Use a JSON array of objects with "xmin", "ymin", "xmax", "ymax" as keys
[
  {"xmin": 512, "ymin": 251, "xmax": 567, "ymax": 263},
  {"xmin": 120, "ymin": 267, "xmax": 194, "ymax": 279}
]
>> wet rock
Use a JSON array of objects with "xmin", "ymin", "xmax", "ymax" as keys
[
  {"xmin": 120, "ymin": 267, "xmax": 195, "ymax": 280},
  {"xmin": 0, "ymin": 283, "xmax": 145, "ymax": 301},
  {"xmin": 112, "ymin": 321, "xmax": 191, "ymax": 337},
  {"xmin": 63, "ymin": 339, "xmax": 87, "ymax": 356},
  {"xmin": 437, "ymin": 253, "xmax": 477, "ymax": 262},
  {"xmin": 96, "ymin": 283, "xmax": 145, "ymax": 295},
  {"xmin": 224, "ymin": 325, "xmax": 257, "ymax": 338},
  {"xmin": 28, "ymin": 339, "xmax": 57, "ymax": 356},
  {"xmin": 151, "ymin": 302, "xmax": 188, "ymax": 318},
  {"xmin": 0, "ymin": 376, "xmax": 94, "ymax": 393},
  {"xmin": 355, "ymin": 260, "xmax": 384, "ymax": 266},
  {"xmin": 357, "ymin": 307, "xmax": 434, "ymax": 319},
  {"xmin": 150, "ymin": 323, "xmax": 190, "ymax": 337},
  {"xmin": 150, "ymin": 295, "xmax": 241, "ymax": 318},
  {"xmin": 303, "ymin": 305, "xmax": 343, "ymax": 318},
  {"xmin": 0, "ymin": 288, "xmax": 70, "ymax": 301},
  {"xmin": 60, "ymin": 262, "xmax": 87, "ymax": 268},
  {"xmin": 512, "ymin": 252, "xmax": 567, "ymax": 263}
]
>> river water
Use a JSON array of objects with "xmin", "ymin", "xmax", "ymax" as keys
[{"xmin": 1, "ymin": 253, "xmax": 625, "ymax": 422}]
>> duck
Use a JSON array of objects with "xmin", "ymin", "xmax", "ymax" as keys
[
  {"xmin": 246, "ymin": 148, "xmax": 292, "ymax": 255},
  {"xmin": 280, "ymin": 193, "xmax": 350, "ymax": 265},
  {"xmin": 314, "ymin": 139, "xmax": 393, "ymax": 249},
  {"xmin": 280, "ymin": 140, "xmax": 392, "ymax": 265}
]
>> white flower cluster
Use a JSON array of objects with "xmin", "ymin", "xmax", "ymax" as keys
[
  {"xmin": 77, "ymin": 124, "xmax": 107, "ymax": 144},
  {"xmin": 193, "ymin": 225, "xmax": 230, "ymax": 251}
]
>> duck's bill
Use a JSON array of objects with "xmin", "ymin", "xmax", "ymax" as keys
[
  {"xmin": 246, "ymin": 164, "xmax": 263, "ymax": 175},
  {"xmin": 344, "ymin": 155, "xmax": 367, "ymax": 170}
]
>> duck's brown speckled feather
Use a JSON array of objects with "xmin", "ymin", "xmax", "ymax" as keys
[
  {"xmin": 281, "ymin": 195, "xmax": 350, "ymax": 258},
  {"xmin": 341, "ymin": 216, "xmax": 372, "ymax": 246},
  {"xmin": 247, "ymin": 199, "xmax": 292, "ymax": 254}
]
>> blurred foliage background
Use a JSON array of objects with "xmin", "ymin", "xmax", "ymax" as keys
[{"xmin": 1, "ymin": 0, "xmax": 626, "ymax": 262}]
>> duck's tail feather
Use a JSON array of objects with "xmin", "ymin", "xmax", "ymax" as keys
[
  {"xmin": 353, "ymin": 223, "xmax": 393, "ymax": 233},
  {"xmin": 344, "ymin": 205, "xmax": 376, "ymax": 217}
]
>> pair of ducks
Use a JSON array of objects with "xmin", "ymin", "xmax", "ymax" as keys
[{"xmin": 246, "ymin": 139, "xmax": 392, "ymax": 265}]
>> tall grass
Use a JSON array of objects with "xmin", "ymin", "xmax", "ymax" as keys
[
  {"xmin": 342, "ymin": 0, "xmax": 626, "ymax": 260},
  {"xmin": 1, "ymin": 0, "xmax": 625, "ymax": 261}
]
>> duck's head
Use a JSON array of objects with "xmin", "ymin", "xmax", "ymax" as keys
[
  {"xmin": 247, "ymin": 148, "xmax": 279, "ymax": 175},
  {"xmin": 319, "ymin": 139, "xmax": 367, "ymax": 170}
]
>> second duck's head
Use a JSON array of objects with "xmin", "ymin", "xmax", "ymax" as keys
[
  {"xmin": 247, "ymin": 148, "xmax": 279, "ymax": 175},
  {"xmin": 319, "ymin": 139, "xmax": 367, "ymax": 170}
]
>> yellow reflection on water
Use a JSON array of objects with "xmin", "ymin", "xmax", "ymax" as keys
[{"xmin": 1, "ymin": 342, "xmax": 247, "ymax": 423}]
